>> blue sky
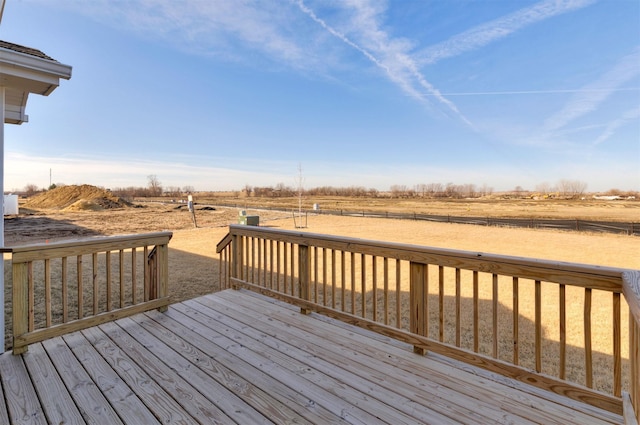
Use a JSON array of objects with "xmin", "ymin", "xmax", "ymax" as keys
[{"xmin": 1, "ymin": 0, "xmax": 639, "ymax": 193}]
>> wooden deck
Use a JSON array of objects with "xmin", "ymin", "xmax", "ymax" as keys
[{"xmin": 0, "ymin": 289, "xmax": 624, "ymax": 425}]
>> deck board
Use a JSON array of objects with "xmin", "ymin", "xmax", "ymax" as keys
[{"xmin": 0, "ymin": 289, "xmax": 624, "ymax": 424}]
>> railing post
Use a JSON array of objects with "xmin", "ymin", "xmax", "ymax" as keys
[
  {"xmin": 231, "ymin": 234, "xmax": 244, "ymax": 288},
  {"xmin": 299, "ymin": 244, "xmax": 311, "ymax": 315},
  {"xmin": 12, "ymin": 262, "xmax": 29, "ymax": 355},
  {"xmin": 157, "ymin": 242, "xmax": 169, "ymax": 312},
  {"xmin": 410, "ymin": 261, "xmax": 428, "ymax": 355},
  {"xmin": 622, "ymin": 270, "xmax": 640, "ymax": 422}
]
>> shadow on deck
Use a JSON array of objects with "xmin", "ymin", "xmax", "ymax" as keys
[{"xmin": 0, "ymin": 289, "xmax": 623, "ymax": 424}]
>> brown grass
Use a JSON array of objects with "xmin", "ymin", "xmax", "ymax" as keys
[{"xmin": 4, "ymin": 197, "xmax": 640, "ymax": 395}]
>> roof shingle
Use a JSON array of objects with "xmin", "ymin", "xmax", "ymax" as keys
[{"xmin": 0, "ymin": 40, "xmax": 56, "ymax": 61}]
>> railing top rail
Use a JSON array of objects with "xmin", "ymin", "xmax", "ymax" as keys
[
  {"xmin": 226, "ymin": 225, "xmax": 631, "ymax": 292},
  {"xmin": 216, "ymin": 232, "xmax": 233, "ymax": 253},
  {"xmin": 11, "ymin": 231, "xmax": 173, "ymax": 263}
]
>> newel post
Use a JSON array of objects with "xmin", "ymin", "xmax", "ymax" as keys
[
  {"xmin": 156, "ymin": 242, "xmax": 169, "ymax": 312},
  {"xmin": 231, "ymin": 234, "xmax": 244, "ymax": 288},
  {"xmin": 12, "ymin": 261, "xmax": 28, "ymax": 355},
  {"xmin": 410, "ymin": 261, "xmax": 428, "ymax": 355},
  {"xmin": 298, "ymin": 244, "xmax": 311, "ymax": 315},
  {"xmin": 622, "ymin": 270, "xmax": 640, "ymax": 423}
]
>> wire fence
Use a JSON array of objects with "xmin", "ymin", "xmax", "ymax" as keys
[{"xmin": 213, "ymin": 203, "xmax": 640, "ymax": 236}]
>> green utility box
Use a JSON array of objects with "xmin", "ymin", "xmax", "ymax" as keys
[{"xmin": 238, "ymin": 215, "xmax": 259, "ymax": 226}]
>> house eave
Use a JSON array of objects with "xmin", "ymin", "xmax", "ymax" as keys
[{"xmin": 0, "ymin": 44, "xmax": 71, "ymax": 124}]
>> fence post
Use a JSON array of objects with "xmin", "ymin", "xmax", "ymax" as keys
[
  {"xmin": 12, "ymin": 262, "xmax": 29, "ymax": 354},
  {"xmin": 299, "ymin": 244, "xmax": 311, "ymax": 315},
  {"xmin": 410, "ymin": 261, "xmax": 428, "ymax": 355}
]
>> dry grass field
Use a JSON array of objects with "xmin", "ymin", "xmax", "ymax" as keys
[{"xmin": 3, "ymin": 188, "xmax": 640, "ymax": 394}]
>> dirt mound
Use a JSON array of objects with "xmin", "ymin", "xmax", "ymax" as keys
[{"xmin": 24, "ymin": 184, "xmax": 131, "ymax": 210}]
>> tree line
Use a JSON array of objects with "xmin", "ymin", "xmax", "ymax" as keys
[{"xmin": 13, "ymin": 176, "xmax": 638, "ymax": 200}]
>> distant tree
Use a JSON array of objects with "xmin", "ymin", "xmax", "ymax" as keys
[
  {"xmin": 165, "ymin": 186, "xmax": 181, "ymax": 197},
  {"xmin": 557, "ymin": 179, "xmax": 587, "ymax": 199},
  {"xmin": 390, "ymin": 185, "xmax": 408, "ymax": 198},
  {"xmin": 535, "ymin": 182, "xmax": 554, "ymax": 195},
  {"xmin": 479, "ymin": 184, "xmax": 493, "ymax": 197},
  {"xmin": 147, "ymin": 175, "xmax": 163, "ymax": 197},
  {"xmin": 182, "ymin": 185, "xmax": 195, "ymax": 194},
  {"xmin": 24, "ymin": 183, "xmax": 39, "ymax": 196}
]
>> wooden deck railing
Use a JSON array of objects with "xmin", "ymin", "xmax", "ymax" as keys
[
  {"xmin": 217, "ymin": 225, "xmax": 639, "ymax": 419},
  {"xmin": 10, "ymin": 232, "xmax": 172, "ymax": 354},
  {"xmin": 623, "ymin": 271, "xmax": 640, "ymax": 423}
]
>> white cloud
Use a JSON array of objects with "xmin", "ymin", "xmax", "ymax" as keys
[
  {"xmin": 416, "ymin": 0, "xmax": 596, "ymax": 65},
  {"xmin": 295, "ymin": 0, "xmax": 472, "ymax": 125},
  {"xmin": 544, "ymin": 47, "xmax": 640, "ymax": 132},
  {"xmin": 593, "ymin": 106, "xmax": 640, "ymax": 146}
]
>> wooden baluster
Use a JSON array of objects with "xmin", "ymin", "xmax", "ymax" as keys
[
  {"xmin": 361, "ymin": 254, "xmax": 366, "ymax": 318},
  {"xmin": 62, "ymin": 257, "xmax": 68, "ymax": 323},
  {"xmin": 93, "ymin": 253, "xmax": 99, "ymax": 315},
  {"xmin": 314, "ymin": 246, "xmax": 319, "ymax": 303},
  {"xmin": 277, "ymin": 241, "xmax": 282, "ymax": 293},
  {"xmin": 269, "ymin": 240, "xmax": 274, "ymax": 290},
  {"xmin": 331, "ymin": 249, "xmax": 337, "ymax": 309},
  {"xmin": 456, "ymin": 268, "xmax": 461, "ymax": 347},
  {"xmin": 341, "ymin": 251, "xmax": 346, "ymax": 312},
  {"xmin": 439, "ymin": 266, "xmax": 444, "ymax": 343},
  {"xmin": 257, "ymin": 238, "xmax": 262, "ymax": 286},
  {"xmin": 535, "ymin": 280, "xmax": 542, "ymax": 373},
  {"xmin": 322, "ymin": 248, "xmax": 327, "ymax": 307},
  {"xmin": 513, "ymin": 277, "xmax": 519, "ymax": 365},
  {"xmin": 383, "ymin": 257, "xmax": 389, "ymax": 325},
  {"xmin": 473, "ymin": 271, "xmax": 479, "ymax": 353},
  {"xmin": 282, "ymin": 241, "xmax": 288, "ymax": 293},
  {"xmin": 290, "ymin": 243, "xmax": 295, "ymax": 296},
  {"xmin": 78, "ymin": 255, "xmax": 84, "ymax": 319},
  {"xmin": 613, "ymin": 292, "xmax": 621, "ymax": 397},
  {"xmin": 263, "ymin": 239, "xmax": 268, "ymax": 287},
  {"xmin": 131, "ymin": 248, "xmax": 137, "ymax": 305},
  {"xmin": 351, "ymin": 252, "xmax": 356, "ymax": 315},
  {"xmin": 143, "ymin": 246, "xmax": 148, "ymax": 302},
  {"xmin": 493, "ymin": 274, "xmax": 499, "ymax": 358},
  {"xmin": 559, "ymin": 283, "xmax": 566, "ymax": 379},
  {"xmin": 298, "ymin": 244, "xmax": 311, "ymax": 315},
  {"xmin": 396, "ymin": 259, "xmax": 401, "ymax": 329},
  {"xmin": 584, "ymin": 287, "xmax": 593, "ymax": 388},
  {"xmin": 119, "ymin": 250, "xmax": 124, "ymax": 308},
  {"xmin": 28, "ymin": 262, "xmax": 34, "ymax": 331},
  {"xmin": 45, "ymin": 259, "xmax": 51, "ymax": 327},
  {"xmin": 372, "ymin": 256, "xmax": 377, "ymax": 322}
]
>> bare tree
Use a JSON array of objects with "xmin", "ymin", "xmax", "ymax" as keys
[
  {"xmin": 182, "ymin": 185, "xmax": 195, "ymax": 194},
  {"xmin": 147, "ymin": 175, "xmax": 163, "ymax": 197},
  {"xmin": 165, "ymin": 186, "xmax": 181, "ymax": 197},
  {"xmin": 557, "ymin": 179, "xmax": 586, "ymax": 199},
  {"xmin": 535, "ymin": 182, "xmax": 554, "ymax": 195},
  {"xmin": 24, "ymin": 183, "xmax": 40, "ymax": 196},
  {"xmin": 390, "ymin": 185, "xmax": 408, "ymax": 198}
]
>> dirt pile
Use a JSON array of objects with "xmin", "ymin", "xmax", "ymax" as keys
[{"xmin": 23, "ymin": 184, "xmax": 131, "ymax": 211}]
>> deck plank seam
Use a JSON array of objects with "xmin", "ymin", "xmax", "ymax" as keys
[{"xmin": 185, "ymin": 295, "xmax": 528, "ymax": 425}]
